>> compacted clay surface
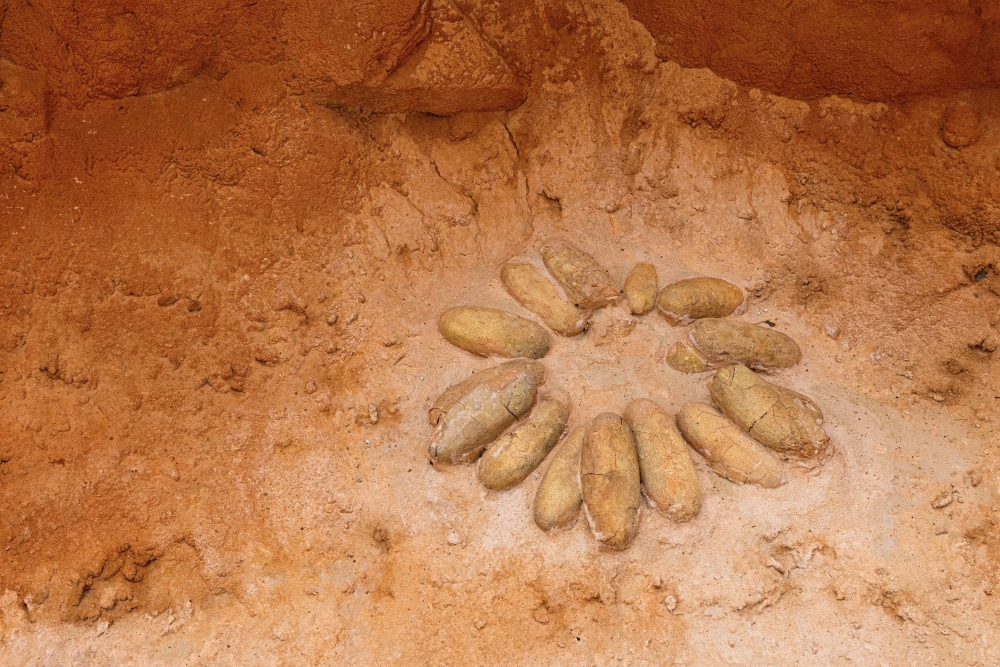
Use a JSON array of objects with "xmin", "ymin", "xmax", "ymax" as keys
[{"xmin": 2, "ymin": 1, "xmax": 1000, "ymax": 664}]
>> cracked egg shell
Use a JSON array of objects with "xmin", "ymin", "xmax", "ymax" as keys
[
  {"xmin": 540, "ymin": 240, "xmax": 619, "ymax": 310},
  {"xmin": 501, "ymin": 262, "xmax": 587, "ymax": 336},
  {"xmin": 428, "ymin": 369, "xmax": 537, "ymax": 465},
  {"xmin": 581, "ymin": 413, "xmax": 641, "ymax": 550},
  {"xmin": 429, "ymin": 359, "xmax": 545, "ymax": 426},
  {"xmin": 676, "ymin": 402, "xmax": 784, "ymax": 488},
  {"xmin": 478, "ymin": 394, "xmax": 570, "ymax": 491},
  {"xmin": 624, "ymin": 398, "xmax": 701, "ymax": 522},
  {"xmin": 711, "ymin": 364, "xmax": 831, "ymax": 466}
]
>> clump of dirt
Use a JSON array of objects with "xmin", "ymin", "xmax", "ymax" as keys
[{"xmin": 1, "ymin": 0, "xmax": 999, "ymax": 664}]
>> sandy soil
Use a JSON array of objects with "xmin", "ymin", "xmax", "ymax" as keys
[{"xmin": 2, "ymin": 1, "xmax": 1000, "ymax": 664}]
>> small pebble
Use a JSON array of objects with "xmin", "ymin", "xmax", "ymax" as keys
[{"xmin": 931, "ymin": 490, "xmax": 954, "ymax": 509}]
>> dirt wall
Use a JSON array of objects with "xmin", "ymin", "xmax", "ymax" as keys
[
  {"xmin": 622, "ymin": 0, "xmax": 1000, "ymax": 101},
  {"xmin": 1, "ymin": 1, "xmax": 999, "ymax": 665}
]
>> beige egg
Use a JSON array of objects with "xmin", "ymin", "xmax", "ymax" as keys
[
  {"xmin": 676, "ymin": 402, "xmax": 784, "ymax": 488},
  {"xmin": 429, "ymin": 359, "xmax": 546, "ymax": 426},
  {"xmin": 501, "ymin": 262, "xmax": 587, "ymax": 336},
  {"xmin": 624, "ymin": 263, "xmax": 658, "ymax": 315},
  {"xmin": 657, "ymin": 277, "xmax": 744, "ymax": 325},
  {"xmin": 540, "ymin": 240, "xmax": 619, "ymax": 310},
  {"xmin": 663, "ymin": 341, "xmax": 713, "ymax": 374},
  {"xmin": 533, "ymin": 427, "xmax": 585, "ymax": 533},
  {"xmin": 711, "ymin": 364, "xmax": 831, "ymax": 467},
  {"xmin": 428, "ymin": 370, "xmax": 537, "ymax": 465},
  {"xmin": 478, "ymin": 394, "xmax": 570, "ymax": 491},
  {"xmin": 689, "ymin": 318, "xmax": 801, "ymax": 370},
  {"xmin": 581, "ymin": 413, "xmax": 641, "ymax": 550},
  {"xmin": 439, "ymin": 306, "xmax": 551, "ymax": 359},
  {"xmin": 623, "ymin": 399, "xmax": 701, "ymax": 522}
]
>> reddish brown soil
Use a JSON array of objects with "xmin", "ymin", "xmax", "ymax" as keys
[
  {"xmin": 0, "ymin": 0, "xmax": 427, "ymax": 104},
  {"xmin": 623, "ymin": 0, "xmax": 1000, "ymax": 102},
  {"xmin": 1, "ymin": 1, "xmax": 999, "ymax": 664}
]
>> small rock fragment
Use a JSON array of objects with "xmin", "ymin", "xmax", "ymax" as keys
[{"xmin": 931, "ymin": 490, "xmax": 954, "ymax": 509}]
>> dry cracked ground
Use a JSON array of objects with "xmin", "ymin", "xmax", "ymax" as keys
[{"xmin": 2, "ymin": 1, "xmax": 1000, "ymax": 665}]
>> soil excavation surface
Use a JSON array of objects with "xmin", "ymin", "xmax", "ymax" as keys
[{"xmin": 2, "ymin": 1, "xmax": 1000, "ymax": 665}]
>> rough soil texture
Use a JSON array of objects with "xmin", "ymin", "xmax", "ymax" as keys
[
  {"xmin": 623, "ymin": 0, "xmax": 1000, "ymax": 102},
  {"xmin": 0, "ymin": 0, "xmax": 425, "ymax": 103},
  {"xmin": 0, "ymin": 0, "xmax": 524, "ymax": 114},
  {"xmin": 2, "ymin": 0, "xmax": 1000, "ymax": 664}
]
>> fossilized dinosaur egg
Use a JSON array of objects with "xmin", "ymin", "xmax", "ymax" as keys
[
  {"xmin": 623, "ymin": 398, "xmax": 701, "ymax": 521},
  {"xmin": 710, "ymin": 364, "xmax": 831, "ymax": 467},
  {"xmin": 429, "ymin": 359, "xmax": 546, "ymax": 426},
  {"xmin": 533, "ymin": 427, "xmax": 585, "ymax": 533},
  {"xmin": 478, "ymin": 394, "xmax": 570, "ymax": 491},
  {"xmin": 624, "ymin": 263, "xmax": 658, "ymax": 315},
  {"xmin": 942, "ymin": 102, "xmax": 981, "ymax": 149},
  {"xmin": 689, "ymin": 318, "xmax": 801, "ymax": 370},
  {"xmin": 428, "ymin": 369, "xmax": 537, "ymax": 465},
  {"xmin": 657, "ymin": 277, "xmax": 744, "ymax": 325},
  {"xmin": 439, "ymin": 306, "xmax": 551, "ymax": 359},
  {"xmin": 676, "ymin": 402, "xmax": 784, "ymax": 488},
  {"xmin": 581, "ymin": 413, "xmax": 641, "ymax": 550},
  {"xmin": 501, "ymin": 262, "xmax": 587, "ymax": 336},
  {"xmin": 540, "ymin": 240, "xmax": 619, "ymax": 310}
]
